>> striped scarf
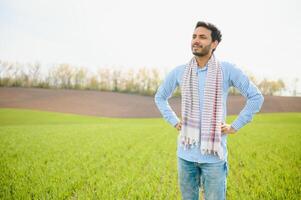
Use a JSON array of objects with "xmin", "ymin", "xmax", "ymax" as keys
[{"xmin": 180, "ymin": 55, "xmax": 224, "ymax": 160}]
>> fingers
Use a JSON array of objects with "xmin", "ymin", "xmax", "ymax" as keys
[
  {"xmin": 221, "ymin": 123, "xmax": 236, "ymax": 135},
  {"xmin": 178, "ymin": 123, "xmax": 182, "ymax": 131},
  {"xmin": 175, "ymin": 122, "xmax": 182, "ymax": 131},
  {"xmin": 221, "ymin": 123, "xmax": 229, "ymax": 134},
  {"xmin": 221, "ymin": 126, "xmax": 227, "ymax": 134},
  {"xmin": 175, "ymin": 123, "xmax": 182, "ymax": 131}
]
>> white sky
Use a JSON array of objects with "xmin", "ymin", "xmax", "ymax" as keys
[{"xmin": 0, "ymin": 0, "xmax": 301, "ymax": 92}]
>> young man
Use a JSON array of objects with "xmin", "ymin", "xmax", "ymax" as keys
[{"xmin": 154, "ymin": 21, "xmax": 264, "ymax": 200}]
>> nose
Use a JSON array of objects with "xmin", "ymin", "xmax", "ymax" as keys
[{"xmin": 192, "ymin": 38, "xmax": 200, "ymax": 45}]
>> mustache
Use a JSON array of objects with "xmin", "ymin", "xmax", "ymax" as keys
[{"xmin": 192, "ymin": 44, "xmax": 203, "ymax": 48}]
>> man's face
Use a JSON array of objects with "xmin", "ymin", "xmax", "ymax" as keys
[{"xmin": 191, "ymin": 26, "xmax": 217, "ymax": 57}]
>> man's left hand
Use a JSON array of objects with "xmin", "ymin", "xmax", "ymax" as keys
[{"xmin": 221, "ymin": 123, "xmax": 237, "ymax": 135}]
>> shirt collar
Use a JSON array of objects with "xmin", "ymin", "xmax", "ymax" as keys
[{"xmin": 197, "ymin": 65, "xmax": 208, "ymax": 72}]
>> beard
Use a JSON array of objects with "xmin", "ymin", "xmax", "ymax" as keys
[{"xmin": 192, "ymin": 44, "xmax": 211, "ymax": 57}]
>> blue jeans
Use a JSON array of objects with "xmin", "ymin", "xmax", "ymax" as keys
[{"xmin": 178, "ymin": 157, "xmax": 228, "ymax": 200}]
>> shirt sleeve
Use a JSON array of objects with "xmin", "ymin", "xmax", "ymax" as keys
[
  {"xmin": 228, "ymin": 64, "xmax": 264, "ymax": 131},
  {"xmin": 154, "ymin": 67, "xmax": 181, "ymax": 127}
]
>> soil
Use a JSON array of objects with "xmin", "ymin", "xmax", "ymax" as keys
[{"xmin": 0, "ymin": 87, "xmax": 300, "ymax": 118}]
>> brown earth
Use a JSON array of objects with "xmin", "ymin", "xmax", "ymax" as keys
[{"xmin": 0, "ymin": 87, "xmax": 300, "ymax": 118}]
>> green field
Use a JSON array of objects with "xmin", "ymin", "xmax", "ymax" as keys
[{"xmin": 0, "ymin": 109, "xmax": 300, "ymax": 199}]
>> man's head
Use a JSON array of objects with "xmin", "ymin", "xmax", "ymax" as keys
[{"xmin": 191, "ymin": 21, "xmax": 222, "ymax": 57}]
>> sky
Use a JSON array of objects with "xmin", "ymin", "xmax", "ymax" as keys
[{"xmin": 0, "ymin": 0, "xmax": 301, "ymax": 93}]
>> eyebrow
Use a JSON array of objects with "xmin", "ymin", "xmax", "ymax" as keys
[{"xmin": 192, "ymin": 34, "xmax": 208, "ymax": 38}]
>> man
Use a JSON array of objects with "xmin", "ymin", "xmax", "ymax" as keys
[{"xmin": 154, "ymin": 21, "xmax": 264, "ymax": 200}]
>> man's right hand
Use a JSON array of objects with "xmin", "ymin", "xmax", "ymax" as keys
[{"xmin": 175, "ymin": 121, "xmax": 182, "ymax": 131}]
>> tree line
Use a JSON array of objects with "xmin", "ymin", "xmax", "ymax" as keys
[
  {"xmin": 0, "ymin": 61, "xmax": 163, "ymax": 96},
  {"xmin": 0, "ymin": 60, "xmax": 291, "ymax": 96}
]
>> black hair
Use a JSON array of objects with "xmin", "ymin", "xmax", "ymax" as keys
[{"xmin": 195, "ymin": 21, "xmax": 222, "ymax": 43}]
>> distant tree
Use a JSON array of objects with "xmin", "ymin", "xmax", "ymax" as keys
[
  {"xmin": 149, "ymin": 68, "xmax": 162, "ymax": 95},
  {"xmin": 27, "ymin": 62, "xmax": 41, "ymax": 87},
  {"xmin": 0, "ymin": 60, "xmax": 4, "ymax": 78},
  {"xmin": 50, "ymin": 64, "xmax": 74, "ymax": 89},
  {"xmin": 98, "ymin": 68, "xmax": 112, "ymax": 91},
  {"xmin": 258, "ymin": 79, "xmax": 285, "ymax": 95},
  {"xmin": 87, "ymin": 75, "xmax": 100, "ymax": 90},
  {"xmin": 228, "ymin": 87, "xmax": 240, "ymax": 95},
  {"xmin": 112, "ymin": 69, "xmax": 121, "ymax": 92},
  {"xmin": 73, "ymin": 67, "xmax": 87, "ymax": 89},
  {"xmin": 123, "ymin": 69, "xmax": 137, "ymax": 93},
  {"xmin": 0, "ymin": 61, "xmax": 10, "ymax": 86},
  {"xmin": 9, "ymin": 62, "xmax": 23, "ymax": 87}
]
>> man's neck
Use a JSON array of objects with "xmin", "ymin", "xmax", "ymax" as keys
[{"xmin": 195, "ymin": 53, "xmax": 212, "ymax": 68}]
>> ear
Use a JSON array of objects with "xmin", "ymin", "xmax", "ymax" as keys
[{"xmin": 211, "ymin": 40, "xmax": 219, "ymax": 50}]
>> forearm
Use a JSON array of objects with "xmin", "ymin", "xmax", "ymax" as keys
[{"xmin": 155, "ymin": 91, "xmax": 180, "ymax": 127}]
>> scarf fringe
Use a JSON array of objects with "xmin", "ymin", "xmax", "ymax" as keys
[{"xmin": 179, "ymin": 135, "xmax": 224, "ymax": 160}]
